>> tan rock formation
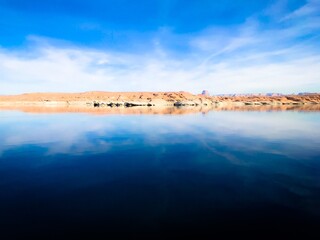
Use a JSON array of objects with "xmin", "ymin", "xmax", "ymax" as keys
[{"xmin": 0, "ymin": 92, "xmax": 319, "ymax": 108}]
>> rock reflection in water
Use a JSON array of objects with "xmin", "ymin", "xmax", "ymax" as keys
[{"xmin": 0, "ymin": 104, "xmax": 320, "ymax": 115}]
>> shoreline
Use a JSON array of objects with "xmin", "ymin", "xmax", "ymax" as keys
[
  {"xmin": 1, "ymin": 91, "xmax": 320, "ymax": 114},
  {"xmin": 1, "ymin": 104, "xmax": 320, "ymax": 115},
  {"xmin": 0, "ymin": 92, "xmax": 319, "ymax": 108}
]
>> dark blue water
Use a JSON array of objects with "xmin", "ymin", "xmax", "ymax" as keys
[{"xmin": 0, "ymin": 110, "xmax": 320, "ymax": 238}]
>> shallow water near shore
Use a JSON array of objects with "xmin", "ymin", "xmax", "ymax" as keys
[{"xmin": 0, "ymin": 108, "xmax": 320, "ymax": 238}]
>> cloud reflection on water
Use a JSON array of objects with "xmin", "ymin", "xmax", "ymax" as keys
[
  {"xmin": 0, "ymin": 110, "xmax": 319, "ymax": 160},
  {"xmin": 0, "ymin": 110, "xmax": 319, "ymax": 219}
]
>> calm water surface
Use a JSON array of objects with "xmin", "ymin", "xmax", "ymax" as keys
[{"xmin": 0, "ymin": 109, "xmax": 320, "ymax": 238}]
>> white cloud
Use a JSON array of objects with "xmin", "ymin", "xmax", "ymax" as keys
[
  {"xmin": 0, "ymin": 1, "xmax": 319, "ymax": 95},
  {"xmin": 0, "ymin": 39, "xmax": 319, "ymax": 95}
]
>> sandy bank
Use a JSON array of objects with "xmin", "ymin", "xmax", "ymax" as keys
[{"xmin": 0, "ymin": 91, "xmax": 319, "ymax": 108}]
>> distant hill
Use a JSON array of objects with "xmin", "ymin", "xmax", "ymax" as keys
[{"xmin": 214, "ymin": 93, "xmax": 283, "ymax": 97}]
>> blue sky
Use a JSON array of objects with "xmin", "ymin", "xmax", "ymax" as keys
[{"xmin": 0, "ymin": 0, "xmax": 319, "ymax": 94}]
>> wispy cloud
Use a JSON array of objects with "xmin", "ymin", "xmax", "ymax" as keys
[
  {"xmin": 282, "ymin": 0, "xmax": 320, "ymax": 21},
  {"xmin": 0, "ymin": 1, "xmax": 319, "ymax": 94}
]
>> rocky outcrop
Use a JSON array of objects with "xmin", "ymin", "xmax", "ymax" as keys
[{"xmin": 201, "ymin": 90, "xmax": 210, "ymax": 96}]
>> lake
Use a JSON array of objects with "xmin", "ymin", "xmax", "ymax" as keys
[{"xmin": 0, "ymin": 107, "xmax": 319, "ymax": 238}]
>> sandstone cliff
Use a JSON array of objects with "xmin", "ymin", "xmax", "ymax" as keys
[{"xmin": 0, "ymin": 91, "xmax": 319, "ymax": 108}]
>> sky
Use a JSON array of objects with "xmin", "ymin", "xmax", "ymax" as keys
[{"xmin": 0, "ymin": 0, "xmax": 319, "ymax": 94}]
